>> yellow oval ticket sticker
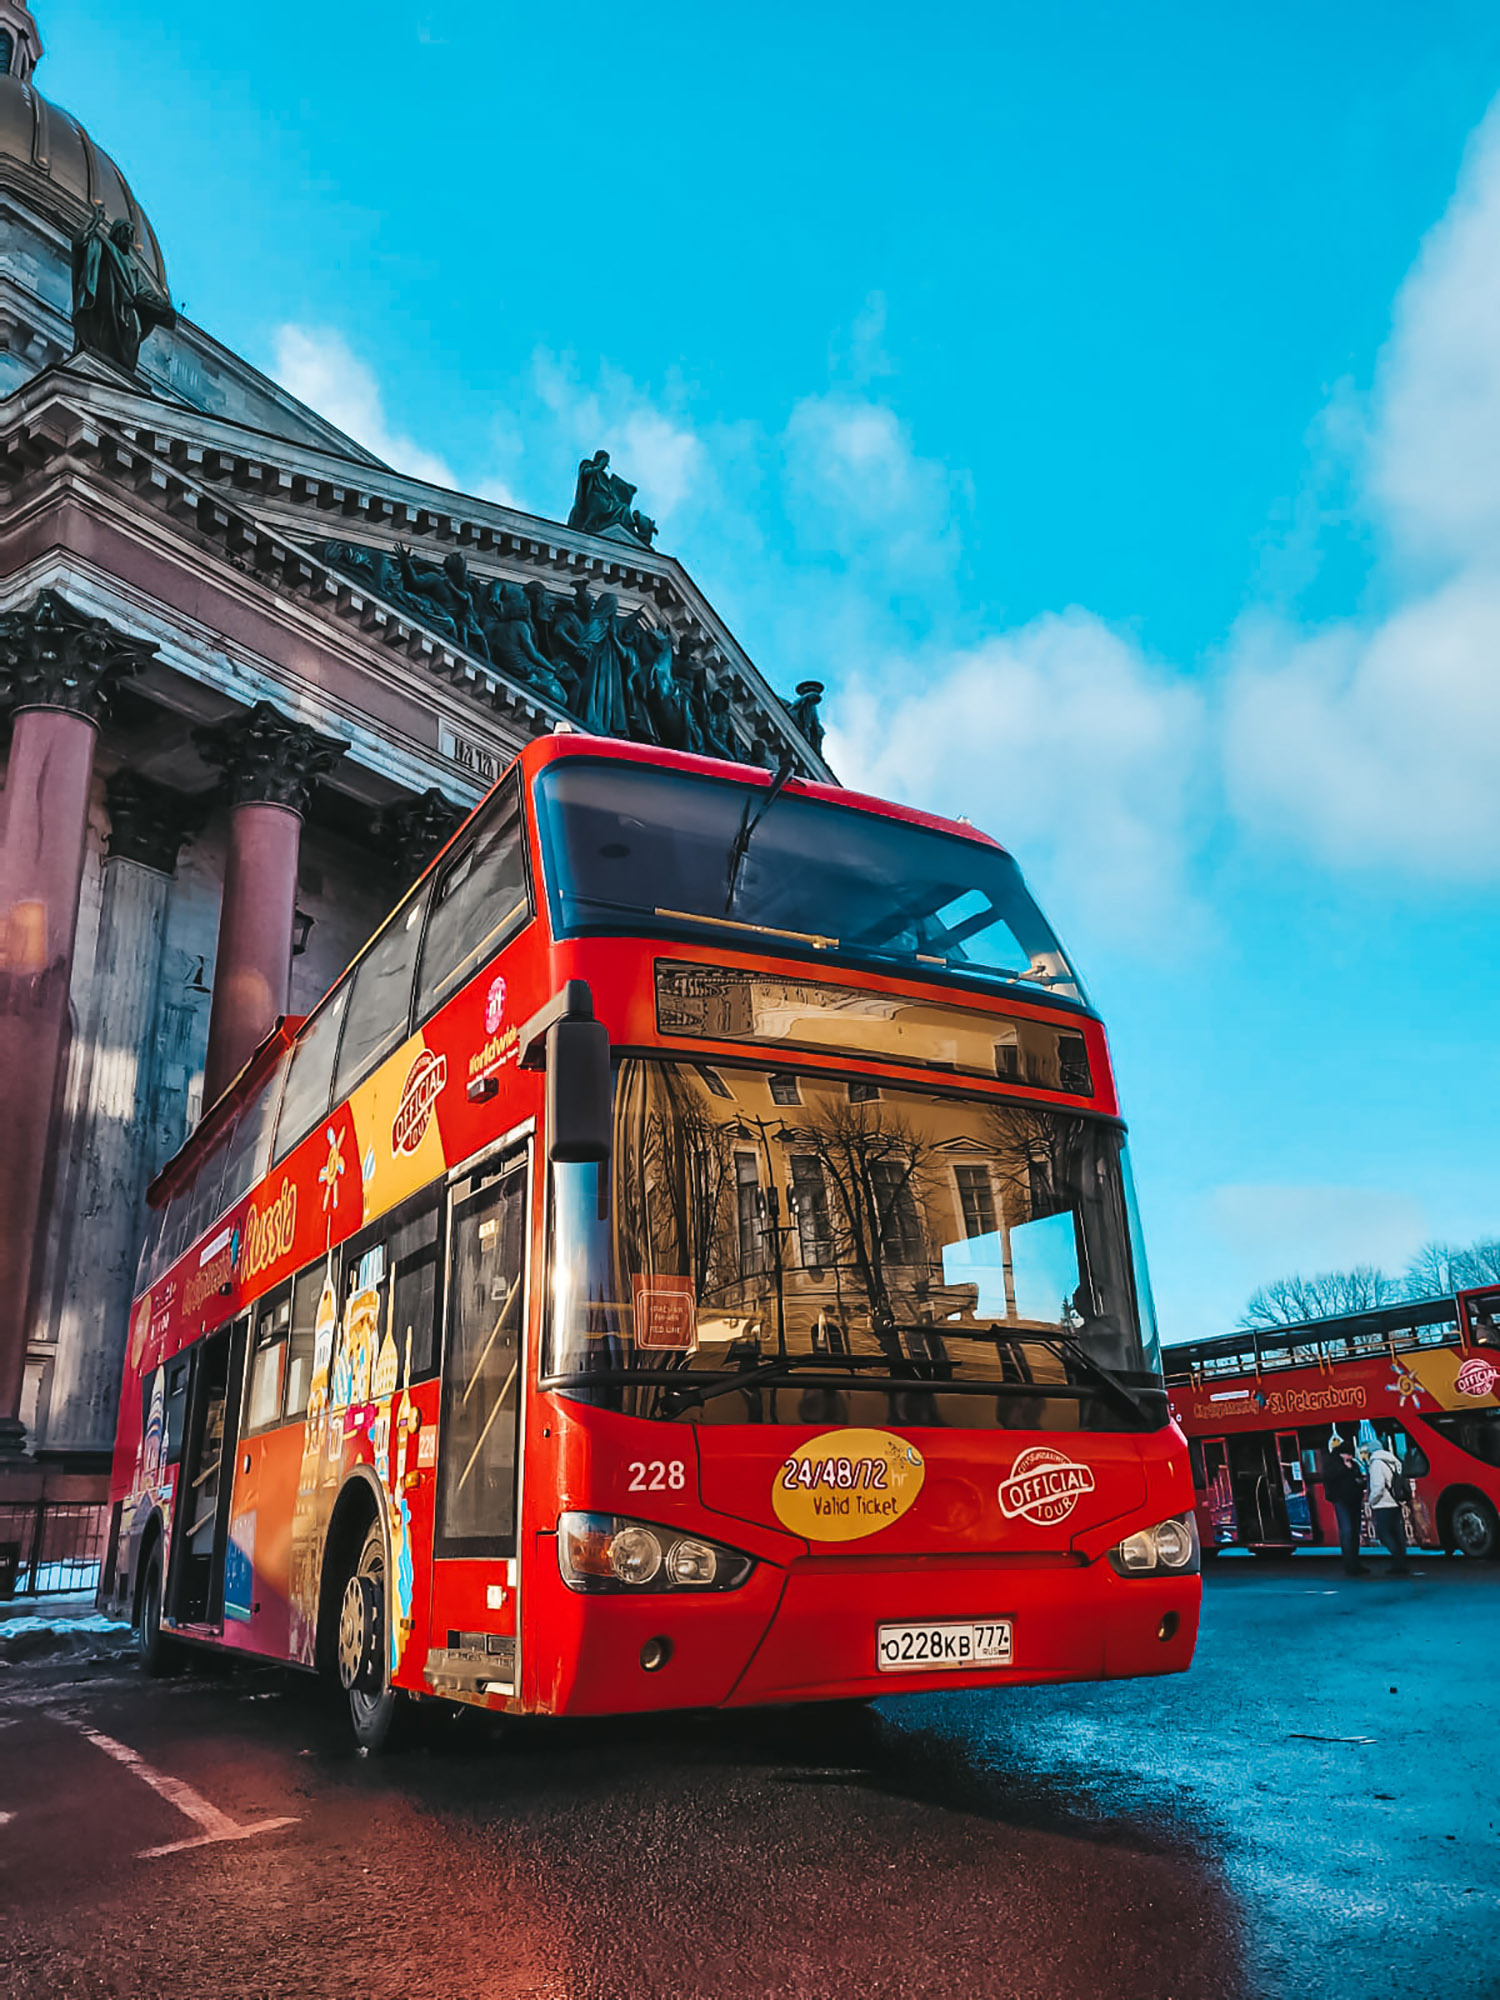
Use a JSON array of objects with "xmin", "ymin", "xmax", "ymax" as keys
[{"xmin": 773, "ymin": 1428, "xmax": 926, "ymax": 1542}]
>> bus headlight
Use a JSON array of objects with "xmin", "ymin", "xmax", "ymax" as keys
[
  {"xmin": 557, "ymin": 1513, "xmax": 754, "ymax": 1593},
  {"xmin": 1107, "ymin": 1512, "xmax": 1200, "ymax": 1577}
]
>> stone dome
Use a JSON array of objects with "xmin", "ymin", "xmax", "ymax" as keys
[{"xmin": 0, "ymin": 68, "xmax": 166, "ymax": 290}]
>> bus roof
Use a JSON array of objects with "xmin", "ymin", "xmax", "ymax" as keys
[
  {"xmin": 1163, "ymin": 1295, "xmax": 1463, "ymax": 1377},
  {"xmin": 518, "ymin": 732, "xmax": 1008, "ymax": 853},
  {"xmin": 147, "ymin": 734, "xmax": 1017, "ymax": 1204}
]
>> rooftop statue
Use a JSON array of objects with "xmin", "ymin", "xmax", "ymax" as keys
[
  {"xmin": 72, "ymin": 206, "xmax": 175, "ymax": 374},
  {"xmin": 568, "ymin": 450, "xmax": 659, "ymax": 548},
  {"xmin": 787, "ymin": 679, "xmax": 826, "ymax": 755}
]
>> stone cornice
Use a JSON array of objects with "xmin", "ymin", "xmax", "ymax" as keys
[{"xmin": 0, "ymin": 374, "xmax": 834, "ymax": 781}]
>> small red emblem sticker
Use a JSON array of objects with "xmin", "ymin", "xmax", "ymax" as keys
[
  {"xmin": 1456, "ymin": 1356, "xmax": 1499, "ymax": 1398},
  {"xmin": 997, "ymin": 1446, "xmax": 1097, "ymax": 1525},
  {"xmin": 392, "ymin": 1050, "xmax": 448, "ymax": 1156},
  {"xmin": 484, "ymin": 975, "xmax": 507, "ymax": 1035}
]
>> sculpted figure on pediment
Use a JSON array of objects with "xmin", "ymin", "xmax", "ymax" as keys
[
  {"xmin": 575, "ymin": 592, "xmax": 635, "ymax": 738},
  {"xmin": 394, "ymin": 546, "xmax": 490, "ymax": 661},
  {"xmin": 479, "ymin": 581, "xmax": 571, "ymax": 708}
]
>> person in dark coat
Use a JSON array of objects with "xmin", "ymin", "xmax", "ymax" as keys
[{"xmin": 1324, "ymin": 1436, "xmax": 1369, "ymax": 1577}]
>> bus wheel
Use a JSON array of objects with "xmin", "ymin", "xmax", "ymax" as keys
[
  {"xmin": 337, "ymin": 1521, "xmax": 406, "ymax": 1752},
  {"xmin": 135, "ymin": 1547, "xmax": 180, "ymax": 1678},
  {"xmin": 1449, "ymin": 1493, "xmax": 1500, "ymax": 1561}
]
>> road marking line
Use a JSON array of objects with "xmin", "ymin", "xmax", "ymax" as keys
[
  {"xmin": 0, "ymin": 1810, "xmax": 13, "ymax": 1825},
  {"xmin": 72, "ymin": 1723, "xmax": 298, "ymax": 1858}
]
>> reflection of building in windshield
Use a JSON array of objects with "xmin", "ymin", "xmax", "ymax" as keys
[{"xmin": 588, "ymin": 1060, "xmax": 1156, "ymax": 1386}]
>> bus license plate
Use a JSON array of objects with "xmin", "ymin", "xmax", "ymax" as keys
[{"xmin": 876, "ymin": 1619, "xmax": 1013, "ymax": 1673}]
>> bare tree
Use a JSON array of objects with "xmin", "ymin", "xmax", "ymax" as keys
[
  {"xmin": 782, "ymin": 1099, "xmax": 938, "ymax": 1329},
  {"xmin": 1238, "ymin": 1265, "xmax": 1399, "ymax": 1330},
  {"xmin": 617, "ymin": 1065, "xmax": 738, "ymax": 1298},
  {"xmin": 1402, "ymin": 1237, "xmax": 1500, "ymax": 1298}
]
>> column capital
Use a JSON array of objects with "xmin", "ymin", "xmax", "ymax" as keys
[
  {"xmin": 372, "ymin": 787, "xmax": 467, "ymax": 885},
  {"xmin": 194, "ymin": 700, "xmax": 346, "ymax": 816},
  {"xmin": 0, "ymin": 591, "xmax": 156, "ymax": 722},
  {"xmin": 104, "ymin": 770, "xmax": 211, "ymax": 875}
]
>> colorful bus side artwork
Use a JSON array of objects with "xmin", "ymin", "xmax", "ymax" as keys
[
  {"xmin": 102, "ymin": 734, "xmax": 1201, "ymax": 1748},
  {"xmin": 1166, "ymin": 1286, "xmax": 1500, "ymax": 1561}
]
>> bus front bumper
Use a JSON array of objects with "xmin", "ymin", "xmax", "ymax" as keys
[
  {"xmin": 723, "ymin": 1555, "xmax": 1200, "ymax": 1705},
  {"xmin": 532, "ymin": 1548, "xmax": 1199, "ymax": 1715}
]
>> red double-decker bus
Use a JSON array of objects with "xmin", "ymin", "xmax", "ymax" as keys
[
  {"xmin": 1166, "ymin": 1286, "xmax": 1500, "ymax": 1562},
  {"xmin": 100, "ymin": 734, "xmax": 1198, "ymax": 1747}
]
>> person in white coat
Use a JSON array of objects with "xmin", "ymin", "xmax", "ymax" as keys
[{"xmin": 1367, "ymin": 1440, "xmax": 1410, "ymax": 1574}]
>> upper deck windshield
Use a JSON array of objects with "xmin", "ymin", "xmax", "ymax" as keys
[
  {"xmin": 547, "ymin": 1059, "xmax": 1164, "ymax": 1429},
  {"xmin": 535, "ymin": 759, "xmax": 1086, "ymax": 1006}
]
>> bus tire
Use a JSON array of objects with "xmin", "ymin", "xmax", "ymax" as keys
[
  {"xmin": 135, "ymin": 1543, "xmax": 180, "ymax": 1678},
  {"xmin": 337, "ymin": 1519, "xmax": 409, "ymax": 1752},
  {"xmin": 1447, "ymin": 1491, "xmax": 1500, "ymax": 1561}
]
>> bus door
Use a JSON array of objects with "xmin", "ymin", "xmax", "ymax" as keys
[
  {"xmin": 1275, "ymin": 1429, "xmax": 1313, "ymax": 1540},
  {"xmin": 166, "ymin": 1317, "xmax": 248, "ymax": 1628},
  {"xmin": 1201, "ymin": 1438, "xmax": 1236, "ymax": 1543},
  {"xmin": 428, "ymin": 1148, "xmax": 531, "ymax": 1696},
  {"xmin": 1227, "ymin": 1431, "xmax": 1289, "ymax": 1545}
]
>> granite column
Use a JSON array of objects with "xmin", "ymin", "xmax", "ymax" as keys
[
  {"xmin": 196, "ymin": 701, "xmax": 344, "ymax": 1107},
  {"xmin": 0, "ymin": 593, "xmax": 152, "ymax": 1449}
]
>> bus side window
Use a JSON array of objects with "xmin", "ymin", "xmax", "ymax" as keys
[
  {"xmin": 414, "ymin": 780, "xmax": 529, "ymax": 1023},
  {"xmin": 245, "ymin": 1286, "xmax": 292, "ymax": 1432},
  {"xmin": 388, "ymin": 1193, "xmax": 441, "ymax": 1382},
  {"xmin": 163, "ymin": 1357, "xmax": 190, "ymax": 1466},
  {"xmin": 1187, "ymin": 1437, "xmax": 1206, "ymax": 1490},
  {"xmin": 183, "ymin": 1128, "xmax": 233, "ymax": 1249},
  {"xmin": 272, "ymin": 988, "xmax": 349, "ymax": 1165},
  {"xmin": 1394, "ymin": 1428, "xmax": 1430, "ymax": 1479},
  {"xmin": 285, "ymin": 1264, "xmax": 327, "ymax": 1420},
  {"xmin": 220, "ymin": 1061, "xmax": 287, "ymax": 1213},
  {"xmin": 333, "ymin": 884, "xmax": 432, "ymax": 1101}
]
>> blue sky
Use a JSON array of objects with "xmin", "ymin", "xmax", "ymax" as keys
[{"xmin": 41, "ymin": 1, "xmax": 1500, "ymax": 1339}]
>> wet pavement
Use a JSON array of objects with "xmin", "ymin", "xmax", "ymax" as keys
[{"xmin": 0, "ymin": 1557, "xmax": 1495, "ymax": 1999}]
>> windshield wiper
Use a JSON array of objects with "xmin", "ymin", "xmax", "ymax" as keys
[
  {"xmin": 1038, "ymin": 1335, "xmax": 1155, "ymax": 1427},
  {"xmin": 724, "ymin": 757, "xmax": 796, "ymax": 913},
  {"xmin": 661, "ymin": 1350, "xmax": 898, "ymax": 1414},
  {"xmin": 654, "ymin": 907, "xmax": 838, "ymax": 950},
  {"xmin": 877, "ymin": 1324, "xmax": 1156, "ymax": 1427}
]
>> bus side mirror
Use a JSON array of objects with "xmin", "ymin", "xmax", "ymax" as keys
[{"xmin": 520, "ymin": 981, "xmax": 612, "ymax": 1165}]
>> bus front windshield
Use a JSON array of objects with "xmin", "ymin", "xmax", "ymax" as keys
[
  {"xmin": 535, "ymin": 759, "xmax": 1085, "ymax": 1004},
  {"xmin": 547, "ymin": 1060, "xmax": 1165, "ymax": 1429}
]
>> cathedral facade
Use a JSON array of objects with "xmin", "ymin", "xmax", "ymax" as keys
[{"xmin": 0, "ymin": 4, "xmax": 830, "ymax": 1504}]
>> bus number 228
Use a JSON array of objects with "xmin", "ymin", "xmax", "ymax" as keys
[{"xmin": 628, "ymin": 1460, "xmax": 687, "ymax": 1493}]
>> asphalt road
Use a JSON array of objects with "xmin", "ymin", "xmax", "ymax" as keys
[{"xmin": 1, "ymin": 1557, "xmax": 1496, "ymax": 2000}]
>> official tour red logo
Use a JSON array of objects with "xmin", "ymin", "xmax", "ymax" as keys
[
  {"xmin": 1456, "ymin": 1355, "xmax": 1499, "ymax": 1399},
  {"xmin": 392, "ymin": 1050, "xmax": 447, "ymax": 1156},
  {"xmin": 998, "ymin": 1445, "xmax": 1096, "ymax": 1525}
]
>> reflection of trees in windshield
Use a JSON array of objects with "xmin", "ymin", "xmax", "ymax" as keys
[{"xmin": 581, "ymin": 1062, "xmax": 1156, "ymax": 1388}]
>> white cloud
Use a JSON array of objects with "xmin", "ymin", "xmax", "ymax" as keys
[
  {"xmin": 830, "ymin": 609, "xmax": 1206, "ymax": 944},
  {"xmin": 270, "ymin": 325, "xmax": 518, "ymax": 504},
  {"xmin": 783, "ymin": 393, "xmax": 958, "ymax": 577},
  {"xmin": 1225, "ymin": 578, "xmax": 1500, "ymax": 873},
  {"xmin": 1225, "ymin": 93, "xmax": 1500, "ymax": 879},
  {"xmin": 1369, "ymin": 102, "xmax": 1500, "ymax": 566}
]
